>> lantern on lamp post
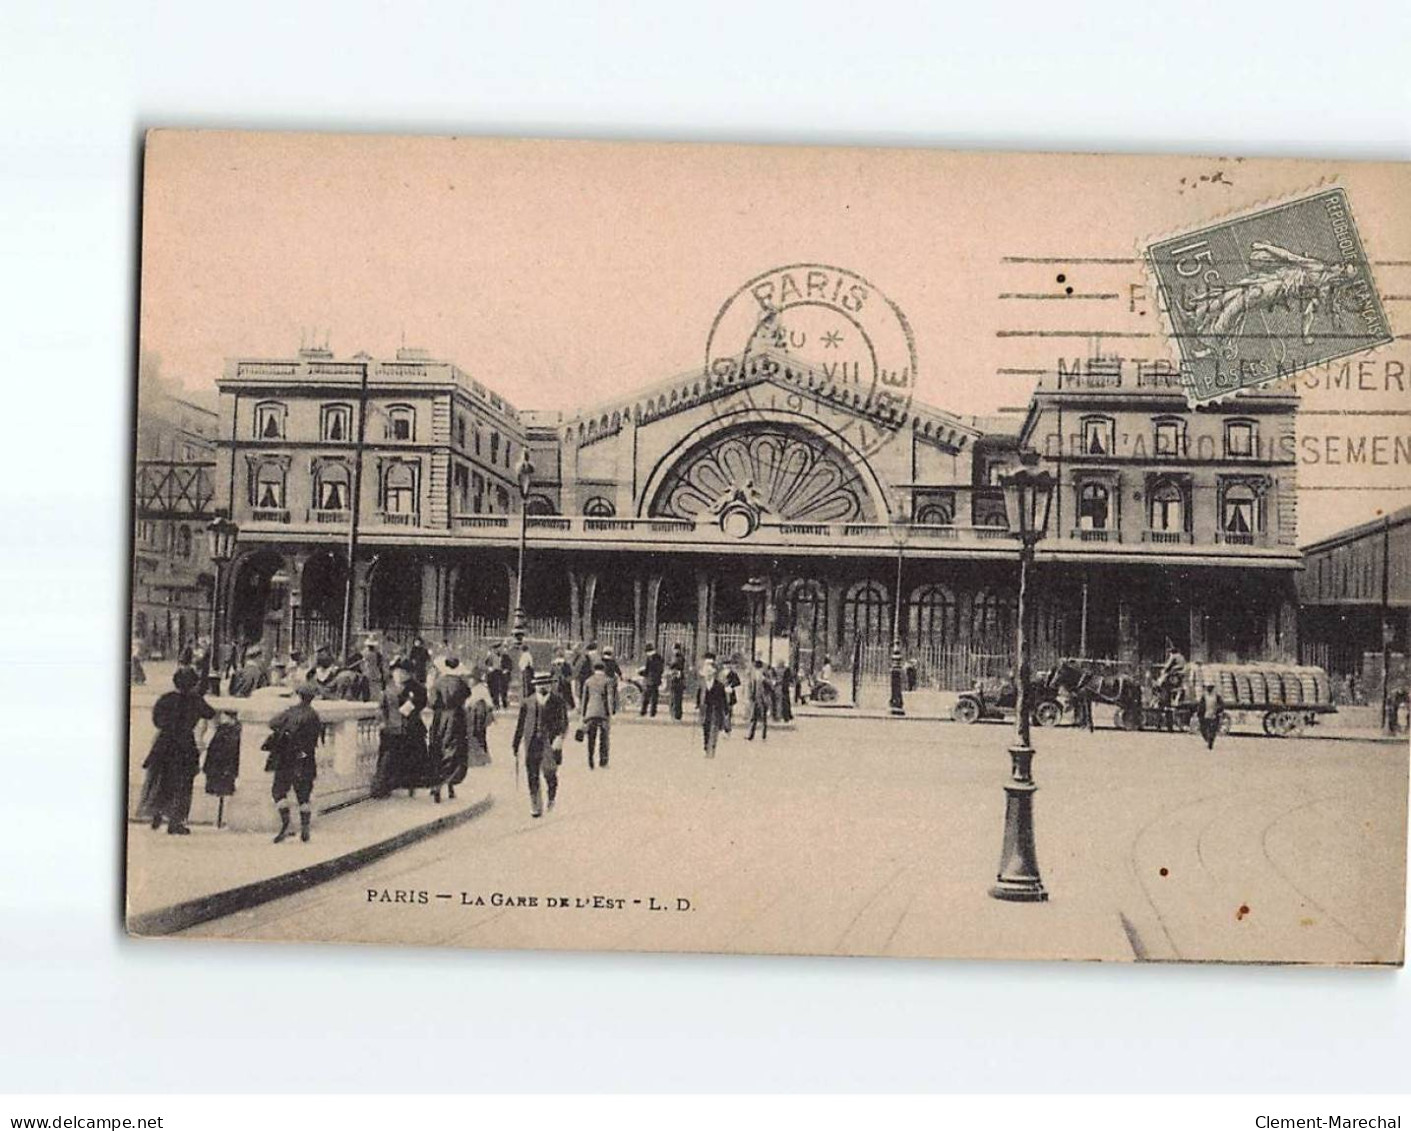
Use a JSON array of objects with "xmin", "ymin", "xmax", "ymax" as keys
[
  {"xmin": 989, "ymin": 448, "xmax": 1055, "ymax": 903},
  {"xmin": 205, "ymin": 516, "xmax": 239, "ymax": 695},
  {"xmin": 512, "ymin": 451, "xmax": 536, "ymax": 646}
]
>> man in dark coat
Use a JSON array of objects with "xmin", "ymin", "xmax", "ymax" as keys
[
  {"xmin": 228, "ymin": 643, "xmax": 270, "ymax": 698},
  {"xmin": 139, "ymin": 665, "xmax": 215, "ymax": 834},
  {"xmin": 667, "ymin": 643, "xmax": 686, "ymax": 721},
  {"xmin": 512, "ymin": 672, "xmax": 568, "ymax": 818},
  {"xmin": 602, "ymin": 645, "xmax": 622, "ymax": 713},
  {"xmin": 777, "ymin": 664, "xmax": 794, "ymax": 722},
  {"xmin": 266, "ymin": 682, "xmax": 323, "ymax": 843},
  {"xmin": 581, "ymin": 660, "xmax": 613, "ymax": 770},
  {"xmin": 699, "ymin": 662, "xmax": 729, "ymax": 759},
  {"xmin": 746, "ymin": 659, "xmax": 772, "ymax": 742},
  {"xmin": 639, "ymin": 642, "xmax": 665, "ymax": 717},
  {"xmin": 407, "ymin": 636, "xmax": 431, "ymax": 686},
  {"xmin": 428, "ymin": 655, "xmax": 471, "ymax": 802}
]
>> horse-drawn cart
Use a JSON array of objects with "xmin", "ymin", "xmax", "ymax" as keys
[{"xmin": 1178, "ymin": 662, "xmax": 1336, "ymax": 737}]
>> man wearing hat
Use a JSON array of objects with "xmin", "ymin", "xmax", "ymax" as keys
[
  {"xmin": 228, "ymin": 642, "xmax": 270, "ymax": 698},
  {"xmin": 512, "ymin": 672, "xmax": 569, "ymax": 818},
  {"xmin": 602, "ymin": 645, "xmax": 622, "ymax": 714},
  {"xmin": 639, "ymin": 642, "xmax": 665, "ymax": 717},
  {"xmin": 360, "ymin": 635, "xmax": 390, "ymax": 701},
  {"xmin": 307, "ymin": 644, "xmax": 339, "ymax": 697},
  {"xmin": 1194, "ymin": 678, "xmax": 1227, "ymax": 751},
  {"xmin": 265, "ymin": 682, "xmax": 324, "ymax": 843}
]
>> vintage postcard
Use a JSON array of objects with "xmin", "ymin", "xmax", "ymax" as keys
[{"xmin": 127, "ymin": 131, "xmax": 1409, "ymax": 964}]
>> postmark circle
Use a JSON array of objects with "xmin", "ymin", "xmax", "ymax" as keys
[{"xmin": 703, "ymin": 263, "xmax": 917, "ymax": 460}]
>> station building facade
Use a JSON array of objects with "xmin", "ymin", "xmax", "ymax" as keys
[{"xmin": 212, "ymin": 346, "xmax": 1302, "ymax": 688}]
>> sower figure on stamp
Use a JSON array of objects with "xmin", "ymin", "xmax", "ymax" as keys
[
  {"xmin": 581, "ymin": 660, "xmax": 613, "ymax": 770},
  {"xmin": 1195, "ymin": 679, "xmax": 1227, "ymax": 752},
  {"xmin": 639, "ymin": 642, "xmax": 664, "ymax": 717},
  {"xmin": 427, "ymin": 654, "xmax": 471, "ymax": 803},
  {"xmin": 265, "ymin": 682, "xmax": 323, "ymax": 843},
  {"xmin": 513, "ymin": 672, "xmax": 568, "ymax": 818}
]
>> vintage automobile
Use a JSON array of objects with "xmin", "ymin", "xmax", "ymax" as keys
[{"xmin": 952, "ymin": 674, "xmax": 1064, "ymax": 726}]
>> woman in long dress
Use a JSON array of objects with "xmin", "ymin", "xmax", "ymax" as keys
[
  {"xmin": 372, "ymin": 661, "xmax": 429, "ymax": 798},
  {"xmin": 137, "ymin": 666, "xmax": 214, "ymax": 834},
  {"xmin": 467, "ymin": 669, "xmax": 494, "ymax": 768},
  {"xmin": 427, "ymin": 656, "xmax": 471, "ymax": 802}
]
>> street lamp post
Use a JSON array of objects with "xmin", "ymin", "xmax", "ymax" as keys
[
  {"xmin": 205, "ymin": 516, "xmax": 239, "ymax": 696},
  {"xmin": 889, "ymin": 513, "xmax": 912, "ymax": 717},
  {"xmin": 990, "ymin": 449, "xmax": 1055, "ymax": 903},
  {"xmin": 512, "ymin": 451, "xmax": 536, "ymax": 646}
]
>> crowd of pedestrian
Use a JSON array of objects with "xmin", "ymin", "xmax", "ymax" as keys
[{"xmin": 138, "ymin": 629, "xmax": 820, "ymax": 837}]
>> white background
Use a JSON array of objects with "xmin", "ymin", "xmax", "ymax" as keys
[{"xmin": 1, "ymin": 0, "xmax": 1408, "ymax": 1094}]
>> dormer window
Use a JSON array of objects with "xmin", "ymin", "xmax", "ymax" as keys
[
  {"xmin": 385, "ymin": 405, "xmax": 415, "ymax": 442},
  {"xmin": 1080, "ymin": 415, "xmax": 1115, "ymax": 456},
  {"xmin": 321, "ymin": 404, "xmax": 351, "ymax": 442},
  {"xmin": 254, "ymin": 401, "xmax": 286, "ymax": 440},
  {"xmin": 1153, "ymin": 417, "xmax": 1184, "ymax": 457},
  {"xmin": 1225, "ymin": 420, "xmax": 1257, "ymax": 459}
]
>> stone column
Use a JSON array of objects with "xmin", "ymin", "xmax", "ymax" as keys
[
  {"xmin": 1117, "ymin": 597, "xmax": 1139, "ymax": 666},
  {"xmin": 419, "ymin": 559, "xmax": 442, "ymax": 632},
  {"xmin": 568, "ymin": 569, "xmax": 582, "ymax": 643},
  {"xmin": 1189, "ymin": 600, "xmax": 1209, "ymax": 662},
  {"xmin": 352, "ymin": 557, "xmax": 373, "ymax": 641},
  {"xmin": 582, "ymin": 571, "xmax": 599, "ymax": 641},
  {"xmin": 632, "ymin": 577, "xmax": 644, "ymax": 657},
  {"xmin": 644, "ymin": 574, "xmax": 662, "ymax": 649},
  {"xmin": 695, "ymin": 569, "xmax": 711, "ymax": 658},
  {"xmin": 825, "ymin": 578, "xmax": 844, "ymax": 652}
]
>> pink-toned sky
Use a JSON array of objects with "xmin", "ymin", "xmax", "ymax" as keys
[{"xmin": 140, "ymin": 132, "xmax": 1411, "ymax": 541}]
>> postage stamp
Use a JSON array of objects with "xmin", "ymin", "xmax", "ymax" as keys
[
  {"xmin": 702, "ymin": 263, "xmax": 917, "ymax": 459},
  {"xmin": 1147, "ymin": 188, "xmax": 1393, "ymax": 404}
]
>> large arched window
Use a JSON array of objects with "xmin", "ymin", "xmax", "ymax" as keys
[
  {"xmin": 254, "ymin": 400, "xmax": 286, "ymax": 440},
  {"xmin": 909, "ymin": 584, "xmax": 956, "ymax": 644},
  {"xmin": 842, "ymin": 580, "xmax": 890, "ymax": 642},
  {"xmin": 1221, "ymin": 482, "xmax": 1263, "ymax": 541},
  {"xmin": 1077, "ymin": 482, "xmax": 1110, "ymax": 531},
  {"xmin": 250, "ymin": 461, "xmax": 286, "ymax": 510},
  {"xmin": 382, "ymin": 461, "xmax": 417, "ymax": 515},
  {"xmin": 313, "ymin": 462, "xmax": 351, "ymax": 511},
  {"xmin": 971, "ymin": 589, "xmax": 1013, "ymax": 645},
  {"xmin": 1149, "ymin": 478, "xmax": 1186, "ymax": 532},
  {"xmin": 583, "ymin": 496, "xmax": 616, "ymax": 518}
]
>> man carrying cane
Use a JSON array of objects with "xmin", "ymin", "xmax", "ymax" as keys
[{"xmin": 512, "ymin": 672, "xmax": 569, "ymax": 818}]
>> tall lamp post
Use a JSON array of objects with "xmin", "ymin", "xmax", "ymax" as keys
[
  {"xmin": 990, "ymin": 448, "xmax": 1055, "ymax": 903},
  {"xmin": 205, "ymin": 516, "xmax": 239, "ymax": 696},
  {"xmin": 512, "ymin": 451, "xmax": 536, "ymax": 646},
  {"xmin": 889, "ymin": 512, "xmax": 913, "ymax": 717}
]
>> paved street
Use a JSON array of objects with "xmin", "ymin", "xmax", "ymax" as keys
[{"xmin": 185, "ymin": 715, "xmax": 1407, "ymax": 964}]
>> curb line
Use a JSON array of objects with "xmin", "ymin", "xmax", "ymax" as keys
[{"xmin": 127, "ymin": 794, "xmax": 495, "ymax": 938}]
